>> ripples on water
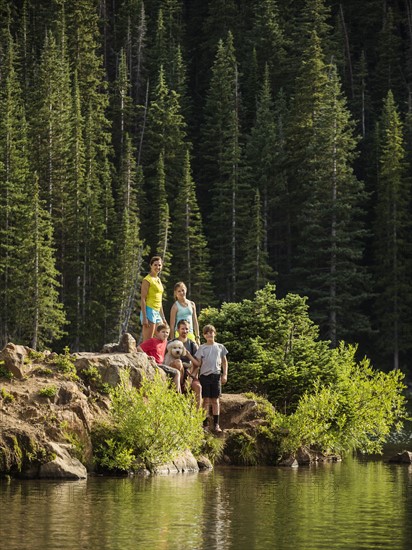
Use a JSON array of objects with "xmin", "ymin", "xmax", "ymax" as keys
[{"xmin": 1, "ymin": 454, "xmax": 412, "ymax": 550}]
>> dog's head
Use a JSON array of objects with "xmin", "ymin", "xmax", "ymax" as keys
[{"xmin": 166, "ymin": 340, "xmax": 186, "ymax": 358}]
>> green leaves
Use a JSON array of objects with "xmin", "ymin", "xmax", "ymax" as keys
[
  {"xmin": 199, "ymin": 285, "xmax": 407, "ymax": 455},
  {"xmin": 104, "ymin": 369, "xmax": 205, "ymax": 470},
  {"xmin": 283, "ymin": 346, "xmax": 407, "ymax": 455}
]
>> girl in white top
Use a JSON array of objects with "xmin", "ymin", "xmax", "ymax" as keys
[{"xmin": 169, "ymin": 282, "xmax": 200, "ymax": 343}]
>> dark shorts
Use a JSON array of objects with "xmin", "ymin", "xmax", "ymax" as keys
[
  {"xmin": 157, "ymin": 364, "xmax": 179, "ymax": 378},
  {"xmin": 199, "ymin": 373, "xmax": 221, "ymax": 399}
]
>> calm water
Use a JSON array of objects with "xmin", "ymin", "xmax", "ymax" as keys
[{"xmin": 1, "ymin": 455, "xmax": 412, "ymax": 550}]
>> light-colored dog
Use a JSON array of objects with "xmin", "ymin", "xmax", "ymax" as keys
[{"xmin": 164, "ymin": 339, "xmax": 186, "ymax": 366}]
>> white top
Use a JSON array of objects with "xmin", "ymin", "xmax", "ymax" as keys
[{"xmin": 195, "ymin": 343, "xmax": 228, "ymax": 376}]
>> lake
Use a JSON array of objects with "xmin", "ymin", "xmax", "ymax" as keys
[{"xmin": 1, "ymin": 452, "xmax": 411, "ymax": 550}]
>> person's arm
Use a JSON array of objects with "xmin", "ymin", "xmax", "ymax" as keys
[
  {"xmin": 191, "ymin": 301, "xmax": 200, "ymax": 343},
  {"xmin": 159, "ymin": 303, "xmax": 166, "ymax": 323},
  {"xmin": 186, "ymin": 350, "xmax": 200, "ymax": 369},
  {"xmin": 140, "ymin": 279, "xmax": 150, "ymax": 326},
  {"xmin": 221, "ymin": 356, "xmax": 228, "ymax": 385},
  {"xmin": 169, "ymin": 303, "xmax": 177, "ymax": 333}
]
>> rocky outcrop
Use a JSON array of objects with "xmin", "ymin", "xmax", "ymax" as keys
[
  {"xmin": 100, "ymin": 332, "xmax": 138, "ymax": 354},
  {"xmin": 0, "ymin": 340, "xmax": 333, "ymax": 477},
  {"xmin": 39, "ymin": 442, "xmax": 87, "ymax": 479},
  {"xmin": 0, "ymin": 343, "xmax": 34, "ymax": 379},
  {"xmin": 74, "ymin": 350, "xmax": 162, "ymax": 389}
]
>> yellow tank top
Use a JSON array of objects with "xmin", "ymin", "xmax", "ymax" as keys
[{"xmin": 144, "ymin": 274, "xmax": 164, "ymax": 310}]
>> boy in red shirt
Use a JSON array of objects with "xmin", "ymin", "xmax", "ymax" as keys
[{"xmin": 137, "ymin": 324, "xmax": 181, "ymax": 392}]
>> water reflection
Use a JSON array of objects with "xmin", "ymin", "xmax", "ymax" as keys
[{"xmin": 1, "ymin": 457, "xmax": 411, "ymax": 550}]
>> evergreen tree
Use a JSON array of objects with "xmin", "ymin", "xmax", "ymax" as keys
[
  {"xmin": 30, "ymin": 30, "xmax": 72, "ymax": 289},
  {"xmin": 373, "ymin": 91, "xmax": 412, "ymax": 370},
  {"xmin": 142, "ymin": 64, "xmax": 186, "ymax": 248},
  {"xmin": 293, "ymin": 63, "xmax": 369, "ymax": 345},
  {"xmin": 248, "ymin": 0, "xmax": 286, "ymax": 93},
  {"xmin": 169, "ymin": 149, "xmax": 214, "ymax": 309},
  {"xmin": 0, "ymin": 32, "xmax": 31, "ymax": 345},
  {"xmin": 65, "ymin": 0, "xmax": 115, "ymax": 349},
  {"xmin": 201, "ymin": 32, "xmax": 244, "ymax": 301},
  {"xmin": 19, "ymin": 176, "xmax": 67, "ymax": 349},
  {"xmin": 114, "ymin": 133, "xmax": 146, "ymax": 338},
  {"xmin": 63, "ymin": 71, "xmax": 86, "ymax": 351},
  {"xmin": 154, "ymin": 152, "xmax": 172, "ymax": 287},
  {"xmin": 371, "ymin": 7, "xmax": 405, "ymax": 111},
  {"xmin": 237, "ymin": 189, "xmax": 274, "ymax": 298},
  {"xmin": 244, "ymin": 66, "xmax": 289, "ymax": 278},
  {"xmin": 110, "ymin": 47, "xmax": 135, "ymax": 164}
]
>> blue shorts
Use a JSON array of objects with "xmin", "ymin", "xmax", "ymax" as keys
[{"xmin": 140, "ymin": 306, "xmax": 162, "ymax": 325}]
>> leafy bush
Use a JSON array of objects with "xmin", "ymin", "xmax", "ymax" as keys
[
  {"xmin": 0, "ymin": 387, "xmax": 15, "ymax": 402},
  {"xmin": 38, "ymin": 385, "xmax": 57, "ymax": 398},
  {"xmin": 224, "ymin": 431, "xmax": 258, "ymax": 465},
  {"xmin": 199, "ymin": 285, "xmax": 407, "ymax": 455},
  {"xmin": 279, "ymin": 344, "xmax": 407, "ymax": 455},
  {"xmin": 49, "ymin": 347, "xmax": 78, "ymax": 380},
  {"xmin": 0, "ymin": 361, "xmax": 13, "ymax": 379},
  {"xmin": 93, "ymin": 370, "xmax": 205, "ymax": 471},
  {"xmin": 200, "ymin": 433, "xmax": 225, "ymax": 463},
  {"xmin": 199, "ymin": 284, "xmax": 341, "ymax": 412}
]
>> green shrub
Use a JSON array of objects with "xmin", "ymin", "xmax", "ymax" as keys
[
  {"xmin": 0, "ymin": 387, "xmax": 15, "ymax": 402},
  {"xmin": 0, "ymin": 362, "xmax": 13, "ymax": 380},
  {"xmin": 199, "ymin": 284, "xmax": 340, "ymax": 413},
  {"xmin": 224, "ymin": 431, "xmax": 258, "ymax": 465},
  {"xmin": 50, "ymin": 347, "xmax": 78, "ymax": 380},
  {"xmin": 35, "ymin": 367, "xmax": 54, "ymax": 377},
  {"xmin": 281, "ymin": 344, "xmax": 407, "ymax": 455},
  {"xmin": 38, "ymin": 385, "xmax": 57, "ymax": 398},
  {"xmin": 200, "ymin": 433, "xmax": 225, "ymax": 463},
  {"xmin": 80, "ymin": 364, "xmax": 110, "ymax": 394},
  {"xmin": 93, "ymin": 369, "xmax": 206, "ymax": 471},
  {"xmin": 28, "ymin": 350, "xmax": 47, "ymax": 363}
]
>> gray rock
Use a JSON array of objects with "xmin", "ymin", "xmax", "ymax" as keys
[
  {"xmin": 0, "ymin": 343, "xmax": 33, "ymax": 379},
  {"xmin": 74, "ymin": 351, "xmax": 163, "ymax": 388},
  {"xmin": 100, "ymin": 333, "xmax": 137, "ymax": 354},
  {"xmin": 196, "ymin": 455, "xmax": 213, "ymax": 470},
  {"xmin": 39, "ymin": 442, "xmax": 87, "ymax": 479}
]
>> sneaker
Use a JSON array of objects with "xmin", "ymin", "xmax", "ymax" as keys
[{"xmin": 214, "ymin": 424, "xmax": 222, "ymax": 433}]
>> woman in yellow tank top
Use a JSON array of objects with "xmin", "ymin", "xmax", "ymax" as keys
[{"xmin": 140, "ymin": 256, "xmax": 166, "ymax": 341}]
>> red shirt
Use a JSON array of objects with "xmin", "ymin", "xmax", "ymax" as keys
[{"xmin": 139, "ymin": 337, "xmax": 167, "ymax": 364}]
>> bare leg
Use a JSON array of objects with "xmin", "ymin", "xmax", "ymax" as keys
[
  {"xmin": 211, "ymin": 397, "xmax": 219, "ymax": 416},
  {"xmin": 141, "ymin": 321, "xmax": 156, "ymax": 342},
  {"xmin": 202, "ymin": 397, "xmax": 210, "ymax": 428},
  {"xmin": 191, "ymin": 379, "xmax": 202, "ymax": 408},
  {"xmin": 173, "ymin": 370, "xmax": 181, "ymax": 393}
]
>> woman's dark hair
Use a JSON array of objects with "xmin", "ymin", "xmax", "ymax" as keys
[{"xmin": 149, "ymin": 255, "xmax": 162, "ymax": 266}]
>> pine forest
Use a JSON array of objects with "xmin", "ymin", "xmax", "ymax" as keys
[{"xmin": 0, "ymin": 0, "xmax": 411, "ymax": 377}]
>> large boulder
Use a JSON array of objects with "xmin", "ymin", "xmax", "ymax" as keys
[
  {"xmin": 0, "ymin": 343, "xmax": 33, "ymax": 379},
  {"xmin": 74, "ymin": 351, "xmax": 164, "ymax": 388},
  {"xmin": 219, "ymin": 394, "xmax": 263, "ymax": 430},
  {"xmin": 100, "ymin": 332, "xmax": 138, "ymax": 354},
  {"xmin": 39, "ymin": 442, "xmax": 87, "ymax": 479}
]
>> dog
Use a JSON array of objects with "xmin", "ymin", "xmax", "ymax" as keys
[{"xmin": 163, "ymin": 339, "xmax": 186, "ymax": 366}]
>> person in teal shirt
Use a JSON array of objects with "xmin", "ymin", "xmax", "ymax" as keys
[{"xmin": 169, "ymin": 281, "xmax": 200, "ymax": 344}]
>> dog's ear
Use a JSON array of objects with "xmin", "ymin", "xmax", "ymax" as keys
[
  {"xmin": 167, "ymin": 340, "xmax": 173, "ymax": 351},
  {"xmin": 180, "ymin": 342, "xmax": 187, "ymax": 356}
]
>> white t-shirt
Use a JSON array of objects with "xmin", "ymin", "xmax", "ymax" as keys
[{"xmin": 195, "ymin": 342, "xmax": 228, "ymax": 376}]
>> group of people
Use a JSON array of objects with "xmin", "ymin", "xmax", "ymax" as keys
[{"xmin": 136, "ymin": 256, "xmax": 228, "ymax": 434}]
